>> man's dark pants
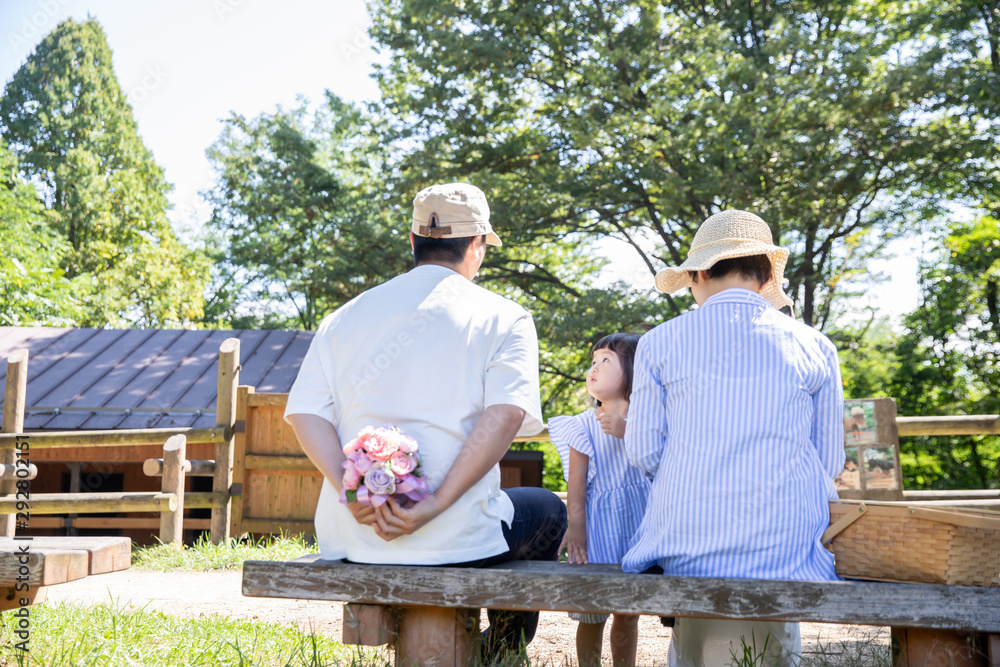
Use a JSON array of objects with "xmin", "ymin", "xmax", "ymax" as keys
[{"xmin": 448, "ymin": 486, "xmax": 567, "ymax": 659}]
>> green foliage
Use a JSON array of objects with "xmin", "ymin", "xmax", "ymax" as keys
[
  {"xmin": 886, "ymin": 217, "xmax": 1000, "ymax": 489},
  {"xmin": 133, "ymin": 533, "xmax": 317, "ymax": 572},
  {"xmin": 0, "ymin": 17, "xmax": 208, "ymax": 327},
  {"xmin": 0, "ymin": 139, "xmax": 83, "ymax": 325},
  {"xmin": 0, "ymin": 601, "xmax": 386, "ymax": 666},
  {"xmin": 368, "ymin": 0, "xmax": 987, "ymax": 330},
  {"xmin": 204, "ymin": 94, "xmax": 410, "ymax": 330}
]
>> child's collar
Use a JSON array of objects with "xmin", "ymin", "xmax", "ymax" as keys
[{"xmin": 701, "ymin": 288, "xmax": 771, "ymax": 309}]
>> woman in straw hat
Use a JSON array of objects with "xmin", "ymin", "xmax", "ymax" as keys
[{"xmin": 621, "ymin": 210, "xmax": 846, "ymax": 666}]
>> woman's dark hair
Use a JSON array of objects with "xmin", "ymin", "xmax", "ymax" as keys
[
  {"xmin": 689, "ymin": 254, "xmax": 772, "ymax": 286},
  {"xmin": 412, "ymin": 234, "xmax": 483, "ymax": 266},
  {"xmin": 591, "ymin": 332, "xmax": 640, "ymax": 405}
]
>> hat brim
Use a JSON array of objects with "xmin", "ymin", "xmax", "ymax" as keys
[
  {"xmin": 655, "ymin": 243, "xmax": 793, "ymax": 311},
  {"xmin": 485, "ymin": 231, "xmax": 502, "ymax": 247}
]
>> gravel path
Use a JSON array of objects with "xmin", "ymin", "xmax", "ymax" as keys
[{"xmin": 43, "ymin": 570, "xmax": 889, "ymax": 665}]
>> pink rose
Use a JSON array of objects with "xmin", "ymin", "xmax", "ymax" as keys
[
  {"xmin": 342, "ymin": 437, "xmax": 362, "ymax": 457},
  {"xmin": 365, "ymin": 463, "xmax": 396, "ymax": 495},
  {"xmin": 352, "ymin": 452, "xmax": 375, "ymax": 474},
  {"xmin": 365, "ymin": 431, "xmax": 399, "ymax": 460},
  {"xmin": 389, "ymin": 451, "xmax": 417, "ymax": 476},
  {"xmin": 342, "ymin": 460, "xmax": 361, "ymax": 490},
  {"xmin": 395, "ymin": 433, "xmax": 418, "ymax": 454}
]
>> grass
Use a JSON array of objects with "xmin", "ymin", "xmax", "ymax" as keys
[
  {"xmin": 0, "ymin": 600, "xmax": 390, "ymax": 667},
  {"xmin": 132, "ymin": 533, "xmax": 318, "ymax": 572}
]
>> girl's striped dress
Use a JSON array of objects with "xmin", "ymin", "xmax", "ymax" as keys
[{"xmin": 550, "ymin": 409, "xmax": 651, "ymax": 569}]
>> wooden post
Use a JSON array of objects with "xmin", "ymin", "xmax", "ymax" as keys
[
  {"xmin": 159, "ymin": 435, "xmax": 187, "ymax": 546},
  {"xmin": 892, "ymin": 627, "xmax": 989, "ymax": 667},
  {"xmin": 343, "ymin": 603, "xmax": 398, "ymax": 646},
  {"xmin": 394, "ymin": 606, "xmax": 479, "ymax": 667},
  {"xmin": 212, "ymin": 338, "xmax": 240, "ymax": 545},
  {"xmin": 229, "ymin": 385, "xmax": 254, "ymax": 539},
  {"xmin": 1, "ymin": 350, "xmax": 28, "ymax": 537}
]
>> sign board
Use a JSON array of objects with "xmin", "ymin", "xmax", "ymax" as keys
[{"xmin": 834, "ymin": 398, "xmax": 903, "ymax": 501}]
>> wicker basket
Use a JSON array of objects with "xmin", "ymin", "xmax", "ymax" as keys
[{"xmin": 824, "ymin": 500, "xmax": 1000, "ymax": 587}]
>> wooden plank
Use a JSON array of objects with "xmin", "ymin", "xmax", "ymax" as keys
[
  {"xmin": 1, "ymin": 584, "xmax": 45, "ymax": 610},
  {"xmin": 244, "ymin": 454, "xmax": 315, "ymax": 471},
  {"xmin": 242, "ymin": 559, "xmax": 1000, "ymax": 632},
  {"xmin": 0, "ymin": 536, "xmax": 129, "ymax": 585},
  {"xmin": 897, "ymin": 415, "xmax": 1000, "ymax": 436},
  {"xmin": 160, "ymin": 434, "xmax": 187, "ymax": 545},
  {"xmin": 0, "ymin": 492, "xmax": 177, "ymax": 515},
  {"xmin": 25, "ymin": 517, "xmax": 212, "ymax": 530},
  {"xmin": 1, "ymin": 349, "xmax": 28, "ymax": 536},
  {"xmin": 230, "ymin": 386, "xmax": 254, "ymax": 538},
  {"xmin": 212, "ymin": 338, "xmax": 240, "ymax": 544},
  {"xmin": 247, "ymin": 393, "xmax": 290, "ymax": 407},
  {"xmin": 143, "ymin": 458, "xmax": 215, "ymax": 477},
  {"xmin": 0, "ymin": 426, "xmax": 229, "ymax": 450}
]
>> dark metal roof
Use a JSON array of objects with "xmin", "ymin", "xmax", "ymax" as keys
[{"xmin": 0, "ymin": 327, "xmax": 313, "ymax": 430}]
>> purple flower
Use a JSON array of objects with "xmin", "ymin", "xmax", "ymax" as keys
[{"xmin": 364, "ymin": 463, "xmax": 396, "ymax": 495}]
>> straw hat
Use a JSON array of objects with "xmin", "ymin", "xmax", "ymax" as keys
[{"xmin": 654, "ymin": 210, "xmax": 793, "ymax": 310}]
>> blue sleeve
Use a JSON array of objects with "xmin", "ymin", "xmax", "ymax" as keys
[
  {"xmin": 548, "ymin": 413, "xmax": 597, "ymax": 485},
  {"xmin": 624, "ymin": 335, "xmax": 668, "ymax": 476},
  {"xmin": 812, "ymin": 337, "xmax": 846, "ymax": 479}
]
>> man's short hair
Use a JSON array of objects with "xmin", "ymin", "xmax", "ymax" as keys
[
  {"xmin": 689, "ymin": 254, "xmax": 772, "ymax": 287},
  {"xmin": 413, "ymin": 234, "xmax": 483, "ymax": 266}
]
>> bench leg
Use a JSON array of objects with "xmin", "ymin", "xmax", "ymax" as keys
[
  {"xmin": 343, "ymin": 603, "xmax": 397, "ymax": 646},
  {"xmin": 0, "ymin": 585, "xmax": 45, "ymax": 611},
  {"xmin": 395, "ymin": 606, "xmax": 480, "ymax": 667},
  {"xmin": 892, "ymin": 627, "xmax": 990, "ymax": 666},
  {"xmin": 987, "ymin": 634, "xmax": 1000, "ymax": 667}
]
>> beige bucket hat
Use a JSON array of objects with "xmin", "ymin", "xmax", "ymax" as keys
[
  {"xmin": 412, "ymin": 183, "xmax": 502, "ymax": 246},
  {"xmin": 654, "ymin": 210, "xmax": 793, "ymax": 310}
]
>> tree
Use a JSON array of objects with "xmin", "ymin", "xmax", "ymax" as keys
[
  {"xmin": 204, "ymin": 94, "xmax": 411, "ymax": 330},
  {"xmin": 368, "ymin": 0, "xmax": 987, "ymax": 328},
  {"xmin": 0, "ymin": 17, "xmax": 208, "ymax": 327},
  {"xmin": 888, "ymin": 218, "xmax": 1000, "ymax": 489},
  {"xmin": 0, "ymin": 139, "xmax": 83, "ymax": 325}
]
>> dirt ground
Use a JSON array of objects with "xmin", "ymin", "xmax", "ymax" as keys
[{"xmin": 43, "ymin": 570, "xmax": 889, "ymax": 666}]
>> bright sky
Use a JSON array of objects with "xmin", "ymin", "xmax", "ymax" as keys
[{"xmin": 0, "ymin": 0, "xmax": 921, "ymax": 322}]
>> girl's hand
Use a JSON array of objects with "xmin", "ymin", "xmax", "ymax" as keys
[
  {"xmin": 597, "ymin": 411, "xmax": 626, "ymax": 439},
  {"xmin": 559, "ymin": 524, "xmax": 589, "ymax": 564}
]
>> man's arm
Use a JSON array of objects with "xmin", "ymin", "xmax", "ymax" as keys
[
  {"xmin": 373, "ymin": 403, "xmax": 525, "ymax": 541},
  {"xmin": 286, "ymin": 413, "xmax": 377, "ymax": 526}
]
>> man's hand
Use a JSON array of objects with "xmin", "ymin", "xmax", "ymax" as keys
[
  {"xmin": 596, "ymin": 411, "xmax": 626, "ymax": 439},
  {"xmin": 346, "ymin": 501, "xmax": 378, "ymax": 526},
  {"xmin": 559, "ymin": 524, "xmax": 588, "ymax": 564},
  {"xmin": 372, "ymin": 495, "xmax": 446, "ymax": 541}
]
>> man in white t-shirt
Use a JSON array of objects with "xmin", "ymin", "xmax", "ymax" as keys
[{"xmin": 285, "ymin": 182, "xmax": 566, "ymax": 659}]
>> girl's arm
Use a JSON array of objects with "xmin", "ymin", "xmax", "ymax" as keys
[{"xmin": 559, "ymin": 447, "xmax": 590, "ymax": 564}]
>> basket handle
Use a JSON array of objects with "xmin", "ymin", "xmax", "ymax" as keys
[{"xmin": 822, "ymin": 503, "xmax": 868, "ymax": 544}]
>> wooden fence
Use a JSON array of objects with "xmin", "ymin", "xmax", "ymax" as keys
[{"xmin": 0, "ymin": 340, "xmax": 241, "ymax": 544}]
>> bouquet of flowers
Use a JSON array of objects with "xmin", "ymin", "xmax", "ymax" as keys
[{"xmin": 339, "ymin": 425, "xmax": 430, "ymax": 506}]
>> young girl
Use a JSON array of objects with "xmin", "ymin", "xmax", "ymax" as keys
[{"xmin": 550, "ymin": 333, "xmax": 651, "ymax": 667}]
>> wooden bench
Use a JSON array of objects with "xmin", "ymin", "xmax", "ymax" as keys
[
  {"xmin": 0, "ymin": 536, "xmax": 131, "ymax": 611},
  {"xmin": 243, "ymin": 556, "xmax": 1000, "ymax": 666}
]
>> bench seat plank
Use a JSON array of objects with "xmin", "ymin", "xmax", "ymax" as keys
[
  {"xmin": 0, "ymin": 536, "xmax": 131, "ymax": 587},
  {"xmin": 242, "ymin": 557, "xmax": 1000, "ymax": 633}
]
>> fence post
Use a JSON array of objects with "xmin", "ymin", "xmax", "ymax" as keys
[
  {"xmin": 159, "ymin": 434, "xmax": 187, "ymax": 546},
  {"xmin": 229, "ymin": 385, "xmax": 255, "ymax": 539},
  {"xmin": 212, "ymin": 338, "xmax": 240, "ymax": 545},
  {"xmin": 1, "ymin": 350, "xmax": 28, "ymax": 537}
]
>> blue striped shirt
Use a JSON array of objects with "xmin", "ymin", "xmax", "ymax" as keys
[{"xmin": 621, "ymin": 288, "xmax": 844, "ymax": 581}]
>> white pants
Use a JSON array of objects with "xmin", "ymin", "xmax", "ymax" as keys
[{"xmin": 667, "ymin": 618, "xmax": 801, "ymax": 666}]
